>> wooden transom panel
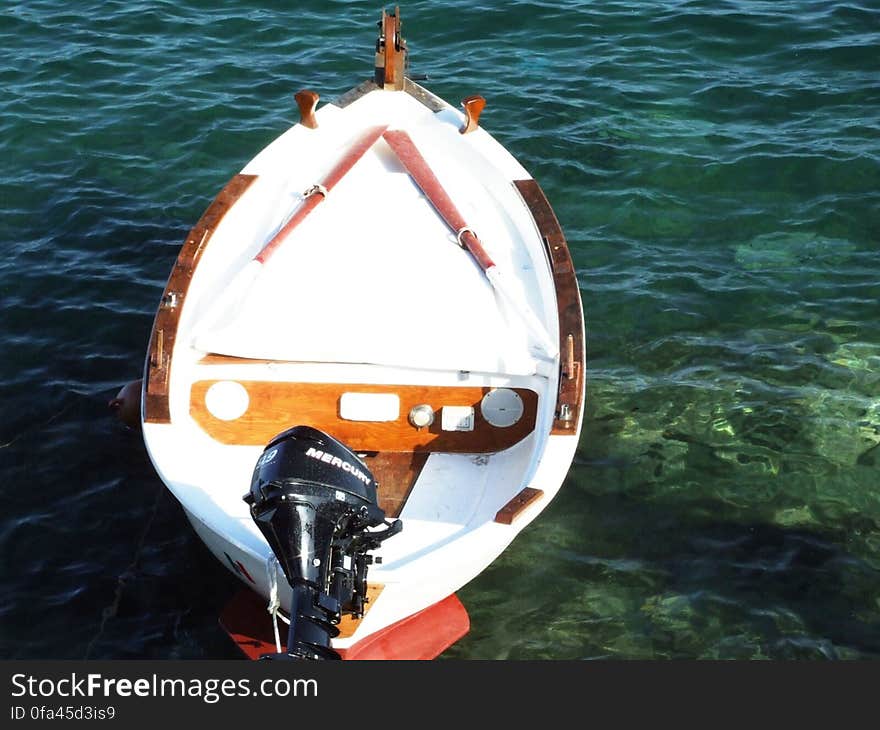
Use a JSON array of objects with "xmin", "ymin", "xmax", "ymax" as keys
[{"xmin": 190, "ymin": 381, "xmax": 538, "ymax": 452}]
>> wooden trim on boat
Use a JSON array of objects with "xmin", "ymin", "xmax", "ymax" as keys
[
  {"xmin": 143, "ymin": 173, "xmax": 258, "ymax": 424},
  {"xmin": 295, "ymin": 89, "xmax": 319, "ymax": 129},
  {"xmin": 361, "ymin": 451, "xmax": 429, "ymax": 518},
  {"xmin": 189, "ymin": 381, "xmax": 538, "ymax": 453},
  {"xmin": 336, "ymin": 583, "xmax": 383, "ymax": 639},
  {"xmin": 198, "ymin": 353, "xmax": 281, "ymax": 366},
  {"xmin": 495, "ymin": 487, "xmax": 544, "ymax": 525},
  {"xmin": 384, "ymin": 8, "xmax": 406, "ymax": 91},
  {"xmin": 378, "ymin": 9, "xmax": 406, "ymax": 90},
  {"xmin": 513, "ymin": 179, "xmax": 585, "ymax": 435},
  {"xmin": 460, "ymin": 95, "xmax": 486, "ymax": 135}
]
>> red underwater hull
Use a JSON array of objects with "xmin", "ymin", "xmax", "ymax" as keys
[{"xmin": 219, "ymin": 588, "xmax": 470, "ymax": 660}]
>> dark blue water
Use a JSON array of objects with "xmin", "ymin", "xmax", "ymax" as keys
[{"xmin": 2, "ymin": 1, "xmax": 878, "ymax": 659}]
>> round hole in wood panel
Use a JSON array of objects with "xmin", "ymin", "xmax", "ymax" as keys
[
  {"xmin": 480, "ymin": 388, "xmax": 524, "ymax": 428},
  {"xmin": 205, "ymin": 381, "xmax": 250, "ymax": 421}
]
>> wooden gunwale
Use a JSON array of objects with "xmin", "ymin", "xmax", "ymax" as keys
[
  {"xmin": 143, "ymin": 173, "xmax": 257, "ymax": 423},
  {"xmin": 513, "ymin": 179, "xmax": 585, "ymax": 434}
]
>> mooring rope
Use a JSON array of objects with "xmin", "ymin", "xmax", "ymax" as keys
[
  {"xmin": 266, "ymin": 554, "xmax": 283, "ymax": 653},
  {"xmin": 265, "ymin": 555, "xmax": 293, "ymax": 653},
  {"xmin": 0, "ymin": 400, "xmax": 77, "ymax": 449},
  {"xmin": 83, "ymin": 480, "xmax": 165, "ymax": 659}
]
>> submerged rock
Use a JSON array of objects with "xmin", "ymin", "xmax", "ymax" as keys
[{"xmin": 734, "ymin": 232, "xmax": 856, "ymax": 271}]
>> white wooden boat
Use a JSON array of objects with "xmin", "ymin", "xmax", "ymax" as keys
[{"xmin": 141, "ymin": 9, "xmax": 585, "ymax": 660}]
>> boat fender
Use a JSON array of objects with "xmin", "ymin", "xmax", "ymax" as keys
[{"xmin": 108, "ymin": 379, "xmax": 142, "ymax": 429}]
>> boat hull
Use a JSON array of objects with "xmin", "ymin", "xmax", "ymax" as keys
[{"xmin": 140, "ymin": 19, "xmax": 585, "ymax": 657}]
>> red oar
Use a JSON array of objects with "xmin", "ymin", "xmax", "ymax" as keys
[
  {"xmin": 256, "ymin": 124, "xmax": 388, "ymax": 264},
  {"xmin": 382, "ymin": 129, "xmax": 556, "ymax": 357},
  {"xmin": 194, "ymin": 124, "xmax": 386, "ymax": 340},
  {"xmin": 383, "ymin": 129, "xmax": 495, "ymax": 272}
]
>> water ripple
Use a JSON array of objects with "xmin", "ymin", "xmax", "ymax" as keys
[{"xmin": 2, "ymin": 0, "xmax": 879, "ymax": 660}]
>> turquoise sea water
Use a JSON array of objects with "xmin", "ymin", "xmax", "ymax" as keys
[{"xmin": 1, "ymin": 1, "xmax": 878, "ymax": 659}]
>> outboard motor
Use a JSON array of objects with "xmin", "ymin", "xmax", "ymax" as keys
[{"xmin": 244, "ymin": 425, "xmax": 401, "ymax": 660}]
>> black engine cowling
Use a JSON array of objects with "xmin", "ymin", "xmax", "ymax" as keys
[{"xmin": 244, "ymin": 425, "xmax": 401, "ymax": 660}]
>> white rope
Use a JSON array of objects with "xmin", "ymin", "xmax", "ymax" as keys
[
  {"xmin": 266, "ymin": 555, "xmax": 283, "ymax": 653},
  {"xmin": 85, "ymin": 480, "xmax": 165, "ymax": 659}
]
